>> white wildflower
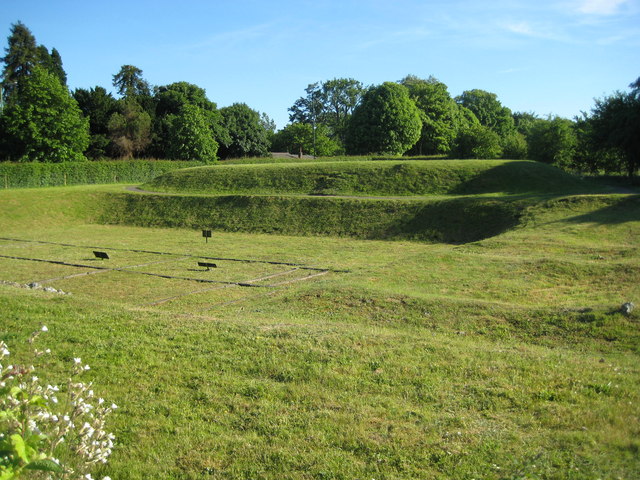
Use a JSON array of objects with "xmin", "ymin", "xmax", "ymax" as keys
[{"xmin": 41, "ymin": 325, "xmax": 48, "ymax": 332}]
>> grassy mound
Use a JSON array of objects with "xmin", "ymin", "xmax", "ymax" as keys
[
  {"xmin": 100, "ymin": 193, "xmax": 526, "ymax": 243},
  {"xmin": 143, "ymin": 159, "xmax": 600, "ymax": 196}
]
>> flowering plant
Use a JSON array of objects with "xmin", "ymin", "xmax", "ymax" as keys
[{"xmin": 0, "ymin": 327, "xmax": 116, "ymax": 480}]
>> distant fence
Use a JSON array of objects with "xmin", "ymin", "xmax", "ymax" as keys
[{"xmin": 0, "ymin": 160, "xmax": 203, "ymax": 189}]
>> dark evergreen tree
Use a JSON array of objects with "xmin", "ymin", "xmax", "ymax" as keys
[
  {"xmin": 1, "ymin": 21, "xmax": 38, "ymax": 102},
  {"xmin": 112, "ymin": 65, "xmax": 150, "ymax": 99},
  {"xmin": 73, "ymin": 86, "xmax": 119, "ymax": 158}
]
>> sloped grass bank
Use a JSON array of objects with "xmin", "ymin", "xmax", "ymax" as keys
[
  {"xmin": 145, "ymin": 159, "xmax": 599, "ymax": 196},
  {"xmin": 99, "ymin": 192, "xmax": 526, "ymax": 243}
]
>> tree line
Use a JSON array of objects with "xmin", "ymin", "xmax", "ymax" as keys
[
  {"xmin": 0, "ymin": 22, "xmax": 273, "ymax": 163},
  {"xmin": 1, "ymin": 22, "xmax": 638, "ymax": 178}
]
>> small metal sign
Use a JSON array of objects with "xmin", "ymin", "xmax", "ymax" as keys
[
  {"xmin": 198, "ymin": 261, "xmax": 217, "ymax": 271},
  {"xmin": 93, "ymin": 251, "xmax": 110, "ymax": 260},
  {"xmin": 202, "ymin": 230, "xmax": 212, "ymax": 243}
]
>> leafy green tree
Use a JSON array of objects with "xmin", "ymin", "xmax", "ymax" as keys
[
  {"xmin": 260, "ymin": 112, "xmax": 277, "ymax": 146},
  {"xmin": 456, "ymin": 89, "xmax": 515, "ymax": 138},
  {"xmin": 219, "ymin": 103, "xmax": 270, "ymax": 158},
  {"xmin": 400, "ymin": 75, "xmax": 460, "ymax": 155},
  {"xmin": 167, "ymin": 104, "xmax": 218, "ymax": 162},
  {"xmin": 289, "ymin": 78, "xmax": 364, "ymax": 143},
  {"xmin": 585, "ymin": 79, "xmax": 640, "ymax": 178},
  {"xmin": 108, "ymin": 99, "xmax": 152, "ymax": 158},
  {"xmin": 152, "ymin": 81, "xmax": 229, "ymax": 158},
  {"xmin": 451, "ymin": 124, "xmax": 503, "ymax": 159},
  {"xmin": 2, "ymin": 66, "xmax": 88, "ymax": 162},
  {"xmin": 73, "ymin": 86, "xmax": 119, "ymax": 158},
  {"xmin": 513, "ymin": 111, "xmax": 539, "ymax": 137},
  {"xmin": 501, "ymin": 132, "xmax": 528, "ymax": 159},
  {"xmin": 346, "ymin": 82, "xmax": 422, "ymax": 155},
  {"xmin": 527, "ymin": 116, "xmax": 577, "ymax": 167},
  {"xmin": 272, "ymin": 122, "xmax": 340, "ymax": 157}
]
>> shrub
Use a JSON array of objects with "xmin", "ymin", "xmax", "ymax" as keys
[
  {"xmin": 0, "ymin": 327, "xmax": 116, "ymax": 479},
  {"xmin": 451, "ymin": 124, "xmax": 503, "ymax": 159}
]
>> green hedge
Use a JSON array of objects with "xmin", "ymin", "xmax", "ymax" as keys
[
  {"xmin": 99, "ymin": 192, "xmax": 527, "ymax": 243},
  {"xmin": 145, "ymin": 160, "xmax": 600, "ymax": 196},
  {"xmin": 0, "ymin": 160, "xmax": 203, "ymax": 189}
]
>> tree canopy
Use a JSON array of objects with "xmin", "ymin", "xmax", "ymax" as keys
[
  {"xmin": 456, "ymin": 89, "xmax": 515, "ymax": 138},
  {"xmin": 526, "ymin": 116, "xmax": 577, "ymax": 167},
  {"xmin": 400, "ymin": 75, "xmax": 461, "ymax": 155},
  {"xmin": 451, "ymin": 124, "xmax": 503, "ymax": 159},
  {"xmin": 219, "ymin": 103, "xmax": 271, "ymax": 158},
  {"xmin": 167, "ymin": 103, "xmax": 218, "ymax": 162},
  {"xmin": 288, "ymin": 78, "xmax": 364, "ymax": 144},
  {"xmin": 2, "ymin": 66, "xmax": 88, "ymax": 162},
  {"xmin": 585, "ymin": 80, "xmax": 640, "ymax": 177},
  {"xmin": 107, "ymin": 99, "xmax": 152, "ymax": 159},
  {"xmin": 112, "ymin": 65, "xmax": 151, "ymax": 99},
  {"xmin": 346, "ymin": 82, "xmax": 422, "ymax": 155}
]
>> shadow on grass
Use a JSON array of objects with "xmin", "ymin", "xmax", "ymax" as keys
[
  {"xmin": 449, "ymin": 161, "xmax": 606, "ymax": 196},
  {"xmin": 389, "ymin": 197, "xmax": 524, "ymax": 243},
  {"xmin": 560, "ymin": 195, "xmax": 640, "ymax": 225}
]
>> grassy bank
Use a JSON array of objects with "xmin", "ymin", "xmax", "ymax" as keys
[
  {"xmin": 99, "ymin": 192, "xmax": 527, "ymax": 243},
  {"xmin": 144, "ymin": 160, "xmax": 602, "ymax": 196}
]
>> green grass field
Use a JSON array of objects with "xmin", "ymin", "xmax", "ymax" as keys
[{"xmin": 0, "ymin": 159, "xmax": 639, "ymax": 479}]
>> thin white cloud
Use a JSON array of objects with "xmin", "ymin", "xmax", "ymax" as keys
[
  {"xmin": 180, "ymin": 22, "xmax": 283, "ymax": 53},
  {"xmin": 505, "ymin": 21, "xmax": 537, "ymax": 36},
  {"xmin": 577, "ymin": 0, "xmax": 630, "ymax": 15},
  {"xmin": 498, "ymin": 66, "xmax": 531, "ymax": 74},
  {"xmin": 501, "ymin": 20, "xmax": 569, "ymax": 41}
]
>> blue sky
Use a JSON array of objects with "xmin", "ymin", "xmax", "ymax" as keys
[{"xmin": 3, "ymin": 0, "xmax": 639, "ymax": 128}]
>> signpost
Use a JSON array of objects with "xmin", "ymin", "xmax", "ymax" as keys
[
  {"xmin": 93, "ymin": 251, "xmax": 110, "ymax": 260},
  {"xmin": 202, "ymin": 230, "xmax": 212, "ymax": 243},
  {"xmin": 197, "ymin": 261, "xmax": 217, "ymax": 271}
]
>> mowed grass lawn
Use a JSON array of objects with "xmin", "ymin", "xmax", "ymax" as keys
[{"xmin": 0, "ymin": 185, "xmax": 639, "ymax": 479}]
